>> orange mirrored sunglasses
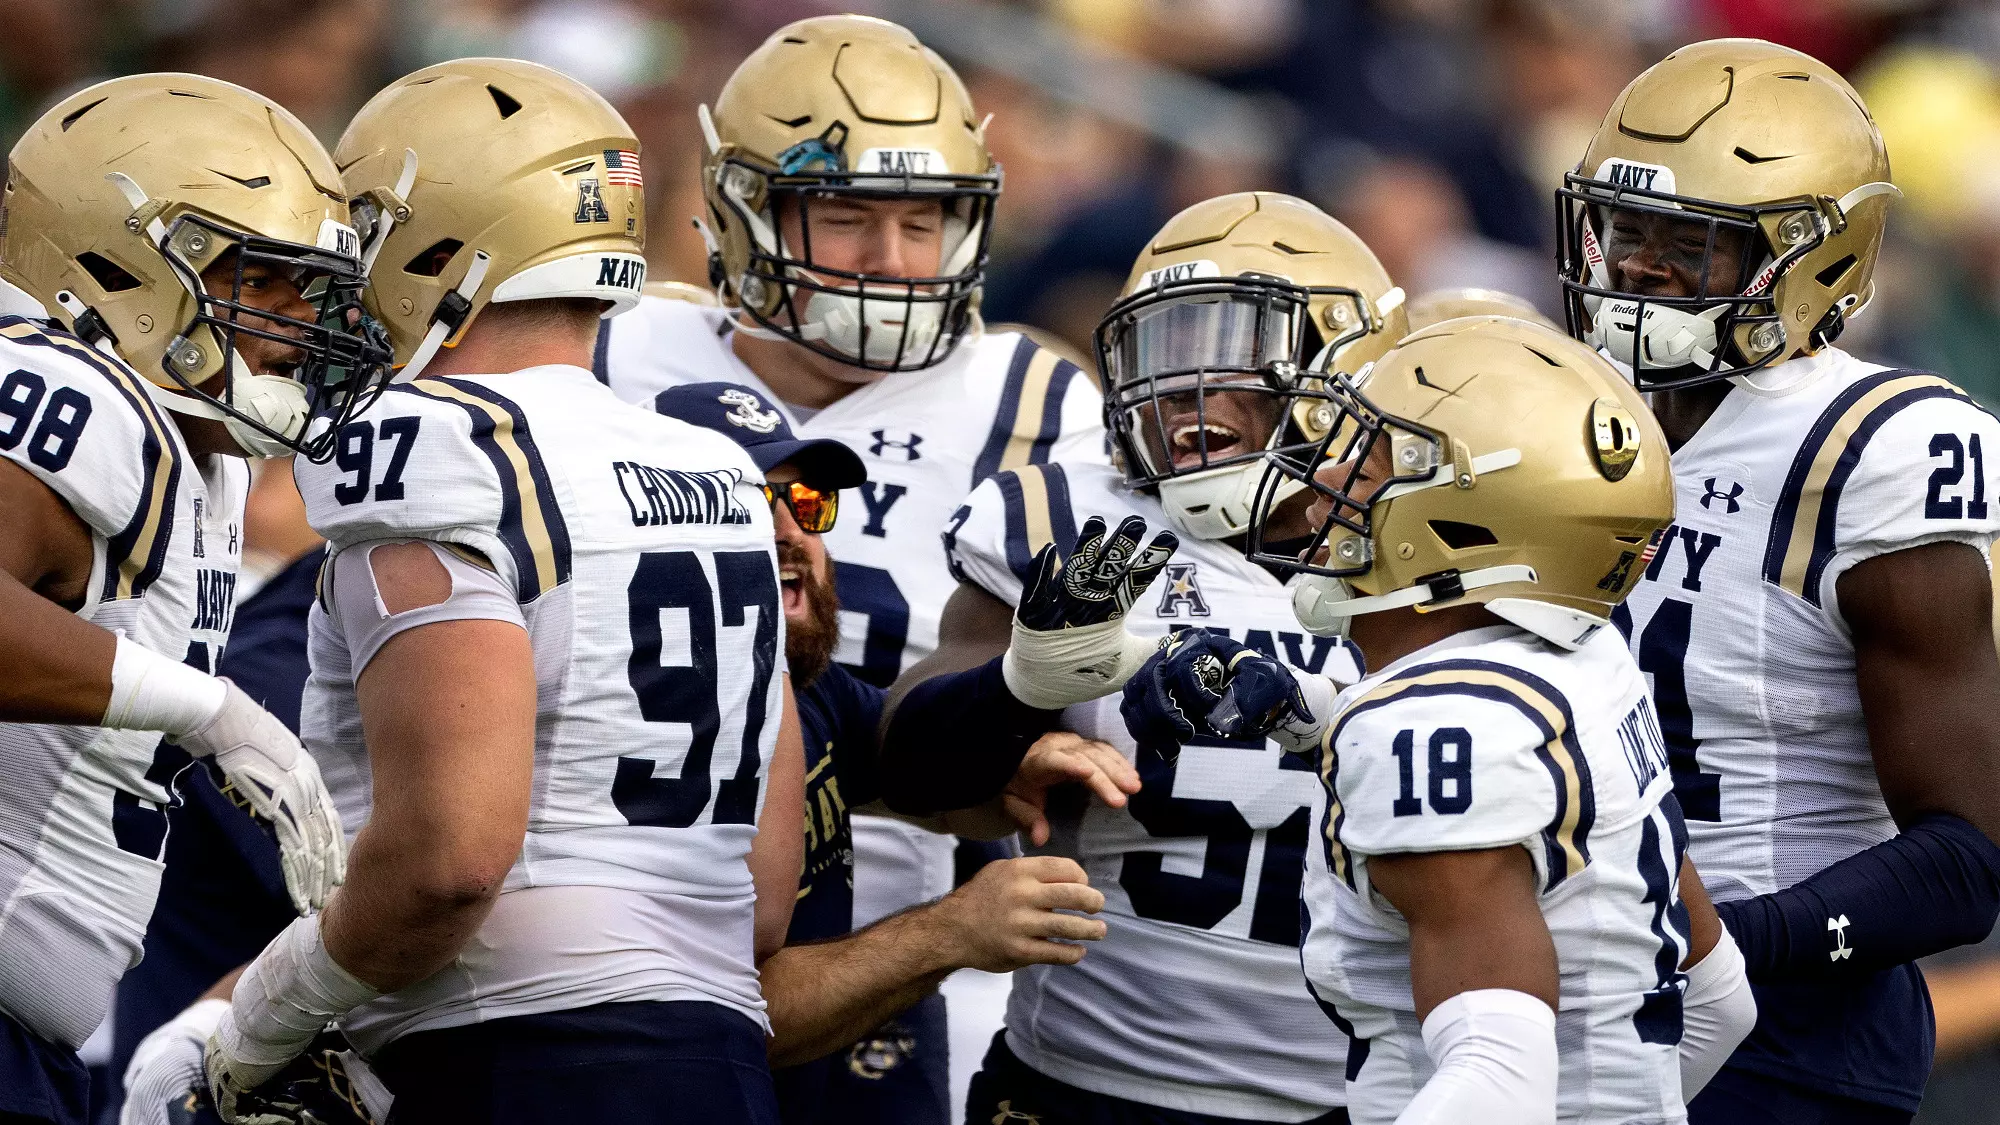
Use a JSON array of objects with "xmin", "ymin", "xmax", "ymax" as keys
[{"xmin": 760, "ymin": 480, "xmax": 839, "ymax": 533}]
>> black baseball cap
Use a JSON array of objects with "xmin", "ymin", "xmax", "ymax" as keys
[{"xmin": 652, "ymin": 382, "xmax": 866, "ymax": 490}]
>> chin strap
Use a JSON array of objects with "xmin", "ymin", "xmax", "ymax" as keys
[
  {"xmin": 400, "ymin": 250, "xmax": 491, "ymax": 381},
  {"xmin": 1293, "ymin": 564, "xmax": 1538, "ymax": 637}
]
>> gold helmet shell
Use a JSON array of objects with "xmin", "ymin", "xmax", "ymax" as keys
[
  {"xmin": 1557, "ymin": 39, "xmax": 1897, "ymax": 390},
  {"xmin": 699, "ymin": 15, "xmax": 999, "ymax": 372},
  {"xmin": 1, "ymin": 72, "xmax": 389, "ymax": 458},
  {"xmin": 337, "ymin": 58, "xmax": 647, "ymax": 378},
  {"xmin": 1096, "ymin": 191, "xmax": 1407, "ymax": 540},
  {"xmin": 1254, "ymin": 316, "xmax": 1674, "ymax": 646},
  {"xmin": 1406, "ymin": 287, "xmax": 1557, "ymax": 333}
]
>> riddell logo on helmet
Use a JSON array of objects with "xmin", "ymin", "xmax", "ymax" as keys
[{"xmin": 1594, "ymin": 158, "xmax": 1677, "ymax": 196}]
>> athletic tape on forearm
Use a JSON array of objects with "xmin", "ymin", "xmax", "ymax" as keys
[
  {"xmin": 102, "ymin": 635, "xmax": 227, "ymax": 736},
  {"xmin": 1678, "ymin": 926, "xmax": 1755, "ymax": 1099},
  {"xmin": 220, "ymin": 915, "xmax": 380, "ymax": 1073},
  {"xmin": 880, "ymin": 656, "xmax": 1059, "ymax": 815},
  {"xmin": 1271, "ymin": 669, "xmax": 1337, "ymax": 756},
  {"xmin": 1002, "ymin": 618, "xmax": 1156, "ymax": 711},
  {"xmin": 1397, "ymin": 989, "xmax": 1557, "ymax": 1125},
  {"xmin": 1715, "ymin": 812, "xmax": 2000, "ymax": 980}
]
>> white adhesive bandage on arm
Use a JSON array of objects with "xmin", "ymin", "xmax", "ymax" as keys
[
  {"xmin": 325, "ymin": 539, "xmax": 526, "ymax": 676},
  {"xmin": 1396, "ymin": 988, "xmax": 1557, "ymax": 1125},
  {"xmin": 1002, "ymin": 618, "xmax": 1156, "ymax": 711},
  {"xmin": 212, "ymin": 915, "xmax": 380, "ymax": 1091},
  {"xmin": 1678, "ymin": 924, "xmax": 1755, "ymax": 1099},
  {"xmin": 103, "ymin": 635, "xmax": 228, "ymax": 736}
]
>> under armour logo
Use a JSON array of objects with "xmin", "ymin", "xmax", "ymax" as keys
[
  {"xmin": 869, "ymin": 430, "xmax": 923, "ymax": 460},
  {"xmin": 1156, "ymin": 562, "xmax": 1211, "ymax": 618},
  {"xmin": 1699, "ymin": 477, "xmax": 1743, "ymax": 514},
  {"xmin": 992, "ymin": 1101, "xmax": 1043, "ymax": 1124},
  {"xmin": 1828, "ymin": 914, "xmax": 1853, "ymax": 961}
]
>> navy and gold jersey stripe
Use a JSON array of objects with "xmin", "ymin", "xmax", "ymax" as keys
[
  {"xmin": 995, "ymin": 462, "xmax": 1079, "ymax": 587},
  {"xmin": 1762, "ymin": 369, "xmax": 1988, "ymax": 605},
  {"xmin": 1315, "ymin": 741, "xmax": 1355, "ymax": 889},
  {"xmin": 0, "ymin": 318, "xmax": 182, "ymax": 601},
  {"xmin": 1323, "ymin": 658, "xmax": 1595, "ymax": 891},
  {"xmin": 393, "ymin": 378, "xmax": 573, "ymax": 602},
  {"xmin": 971, "ymin": 335, "xmax": 1086, "ymax": 487}
]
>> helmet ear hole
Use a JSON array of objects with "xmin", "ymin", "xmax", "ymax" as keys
[
  {"xmin": 1814, "ymin": 254, "xmax": 1858, "ymax": 288},
  {"xmin": 1429, "ymin": 520, "xmax": 1499, "ymax": 550},
  {"xmin": 403, "ymin": 238, "xmax": 463, "ymax": 277},
  {"xmin": 74, "ymin": 252, "xmax": 141, "ymax": 292}
]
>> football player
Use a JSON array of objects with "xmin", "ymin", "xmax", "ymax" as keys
[
  {"xmin": 0, "ymin": 74, "xmax": 375, "ymax": 1124},
  {"xmin": 597, "ymin": 14, "xmax": 1108, "ymax": 1106},
  {"xmin": 882, "ymin": 192, "xmax": 1405, "ymax": 1124},
  {"xmin": 1557, "ymin": 39, "xmax": 2000, "ymax": 1124},
  {"xmin": 653, "ymin": 381, "xmax": 1123, "ymax": 1125},
  {"xmin": 198, "ymin": 60, "xmax": 805, "ymax": 1124},
  {"xmin": 1125, "ymin": 316, "xmax": 1755, "ymax": 1123}
]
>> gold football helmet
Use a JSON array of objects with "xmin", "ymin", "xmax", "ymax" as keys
[
  {"xmin": 1097, "ymin": 191, "xmax": 1407, "ymax": 541},
  {"xmin": 1250, "ymin": 316, "xmax": 1674, "ymax": 648},
  {"xmin": 1406, "ymin": 287, "xmax": 1556, "ymax": 333},
  {"xmin": 1557, "ymin": 38, "xmax": 1898, "ymax": 390},
  {"xmin": 2, "ymin": 73, "xmax": 391, "ymax": 459},
  {"xmin": 699, "ymin": 15, "xmax": 999, "ymax": 372},
  {"xmin": 336, "ymin": 58, "xmax": 647, "ymax": 379}
]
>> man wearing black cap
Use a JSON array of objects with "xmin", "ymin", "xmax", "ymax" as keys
[{"xmin": 653, "ymin": 382, "xmax": 1122, "ymax": 1124}]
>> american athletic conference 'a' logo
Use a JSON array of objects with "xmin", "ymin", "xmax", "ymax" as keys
[
  {"xmin": 1699, "ymin": 476, "xmax": 1744, "ymax": 514},
  {"xmin": 870, "ymin": 430, "xmax": 923, "ymax": 460},
  {"xmin": 1156, "ymin": 562, "xmax": 1210, "ymax": 618}
]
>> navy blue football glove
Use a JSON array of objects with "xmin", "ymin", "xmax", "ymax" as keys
[
  {"xmin": 1122, "ymin": 629, "xmax": 1317, "ymax": 760},
  {"xmin": 1017, "ymin": 514, "xmax": 1178, "ymax": 631}
]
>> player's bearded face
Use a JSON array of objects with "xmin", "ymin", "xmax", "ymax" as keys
[{"xmin": 779, "ymin": 528, "xmax": 840, "ymax": 688}]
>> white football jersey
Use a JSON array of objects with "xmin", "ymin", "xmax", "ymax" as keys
[
  {"xmin": 296, "ymin": 364, "xmax": 783, "ymax": 1052},
  {"xmin": 601, "ymin": 296, "xmax": 1106, "ymax": 924},
  {"xmin": 1616, "ymin": 348, "xmax": 2000, "ymax": 902},
  {"xmin": 0, "ymin": 316, "xmax": 246, "ymax": 1049},
  {"xmin": 948, "ymin": 460, "xmax": 1357, "ymax": 1121},
  {"xmin": 1301, "ymin": 625, "xmax": 1689, "ymax": 1125}
]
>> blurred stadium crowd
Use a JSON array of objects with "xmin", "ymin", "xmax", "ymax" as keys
[{"xmin": 11, "ymin": 0, "xmax": 2000, "ymax": 1120}]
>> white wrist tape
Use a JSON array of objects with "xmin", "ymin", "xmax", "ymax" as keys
[
  {"xmin": 1002, "ymin": 618, "xmax": 1156, "ymax": 711},
  {"xmin": 1678, "ymin": 925, "xmax": 1756, "ymax": 1099},
  {"xmin": 1271, "ymin": 669, "xmax": 1337, "ymax": 756},
  {"xmin": 103, "ymin": 635, "xmax": 227, "ymax": 736},
  {"xmin": 1398, "ymin": 988, "xmax": 1557, "ymax": 1125},
  {"xmin": 218, "ymin": 915, "xmax": 380, "ymax": 1083}
]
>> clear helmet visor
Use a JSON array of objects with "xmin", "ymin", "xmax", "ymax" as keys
[{"xmin": 1100, "ymin": 284, "xmax": 1310, "ymax": 481}]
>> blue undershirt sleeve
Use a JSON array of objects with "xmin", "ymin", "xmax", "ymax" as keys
[{"xmin": 1716, "ymin": 812, "xmax": 2000, "ymax": 980}]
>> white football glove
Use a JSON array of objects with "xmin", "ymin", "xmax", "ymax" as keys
[
  {"xmin": 121, "ymin": 998, "xmax": 225, "ymax": 1125},
  {"xmin": 175, "ymin": 681, "xmax": 346, "ymax": 914},
  {"xmin": 1002, "ymin": 514, "xmax": 1179, "ymax": 710}
]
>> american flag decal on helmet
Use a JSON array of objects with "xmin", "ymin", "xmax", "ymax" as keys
[{"xmin": 603, "ymin": 149, "xmax": 642, "ymax": 188}]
